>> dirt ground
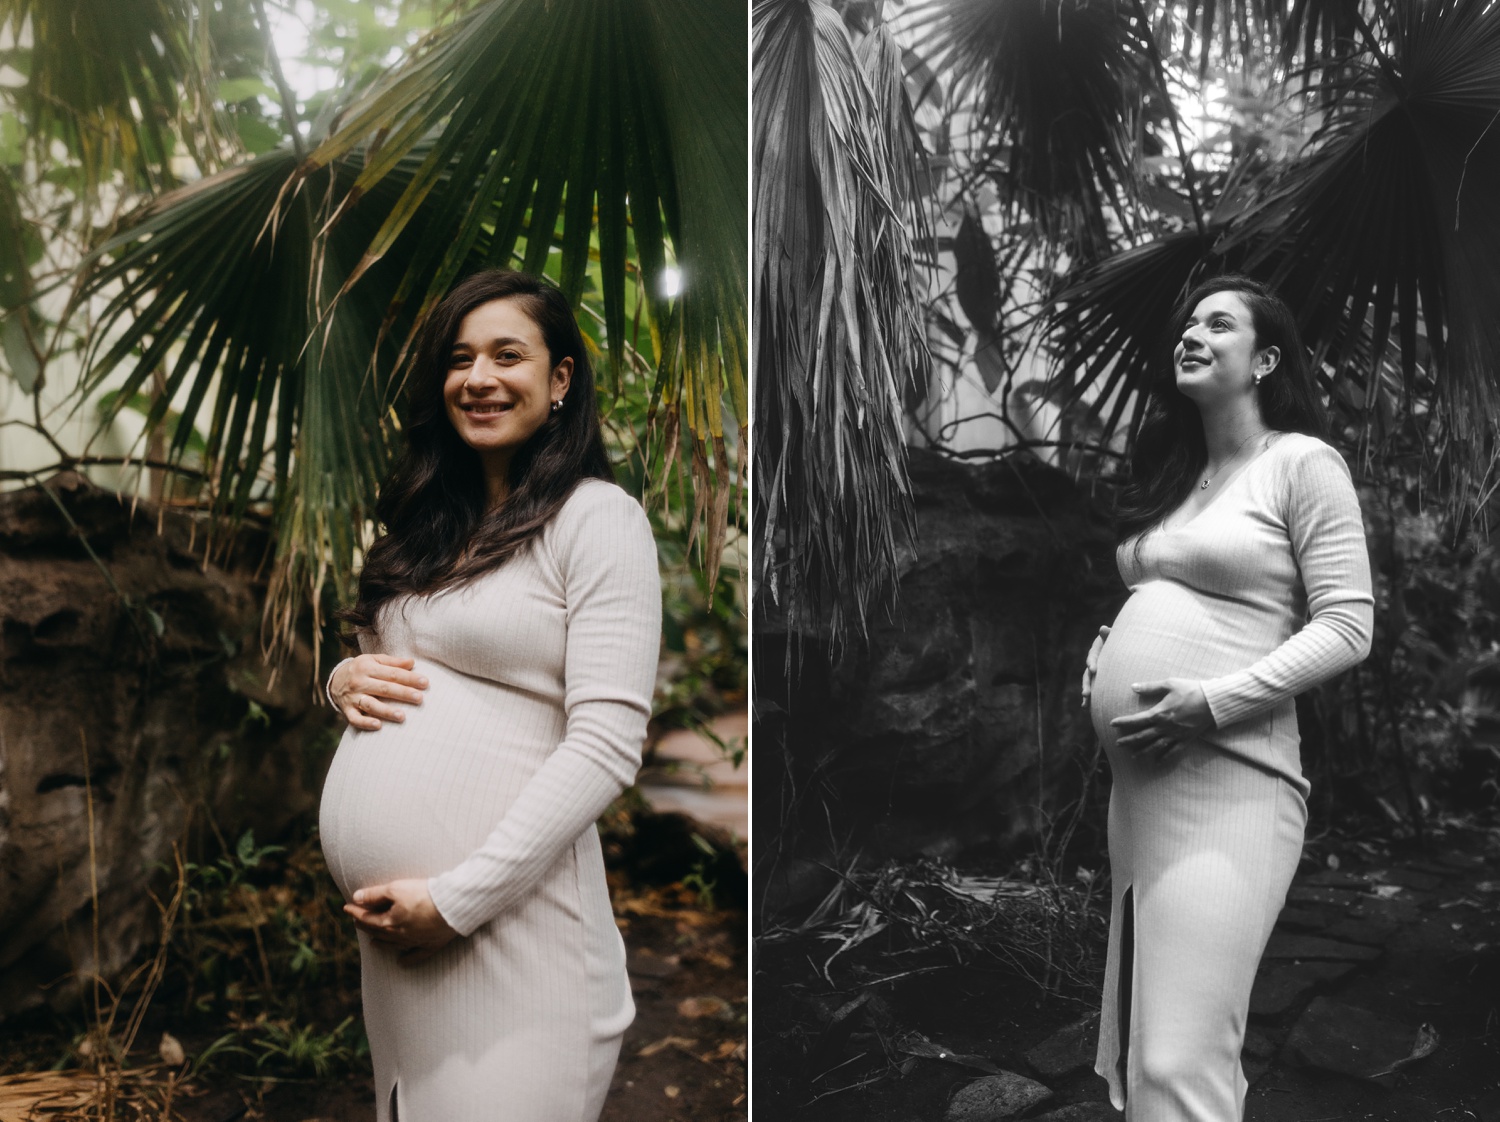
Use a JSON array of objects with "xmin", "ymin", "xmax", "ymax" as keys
[
  {"xmin": 755, "ymin": 813, "xmax": 1500, "ymax": 1122},
  {"xmin": 0, "ymin": 877, "xmax": 745, "ymax": 1122}
]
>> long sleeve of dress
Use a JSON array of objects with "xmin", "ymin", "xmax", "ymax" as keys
[
  {"xmin": 1199, "ymin": 441, "xmax": 1374, "ymax": 730},
  {"xmin": 425, "ymin": 485, "xmax": 662, "ymax": 937}
]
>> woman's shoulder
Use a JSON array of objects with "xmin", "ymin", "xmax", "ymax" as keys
[
  {"xmin": 545, "ymin": 478, "xmax": 654, "ymax": 556},
  {"xmin": 556, "ymin": 477, "xmax": 647, "ymax": 522},
  {"xmin": 1265, "ymin": 431, "xmax": 1352, "ymax": 473}
]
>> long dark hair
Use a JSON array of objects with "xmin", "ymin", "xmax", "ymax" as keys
[
  {"xmin": 1116, "ymin": 274, "xmax": 1327, "ymax": 542},
  {"xmin": 342, "ymin": 269, "xmax": 612, "ymax": 639}
]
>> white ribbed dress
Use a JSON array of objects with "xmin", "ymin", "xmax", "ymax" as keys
[
  {"xmin": 319, "ymin": 479, "xmax": 661, "ymax": 1122},
  {"xmin": 1089, "ymin": 433, "xmax": 1373, "ymax": 1120}
]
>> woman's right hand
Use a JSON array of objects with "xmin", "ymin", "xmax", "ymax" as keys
[
  {"xmin": 330, "ymin": 654, "xmax": 429, "ymax": 731},
  {"xmin": 1080, "ymin": 625, "xmax": 1111, "ymax": 709}
]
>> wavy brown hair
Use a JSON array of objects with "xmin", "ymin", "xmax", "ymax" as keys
[
  {"xmin": 340, "ymin": 270, "xmax": 612, "ymax": 640},
  {"xmin": 1116, "ymin": 274, "xmax": 1328, "ymax": 544}
]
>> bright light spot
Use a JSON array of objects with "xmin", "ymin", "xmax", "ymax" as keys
[
  {"xmin": 660, "ymin": 267, "xmax": 683, "ymax": 298},
  {"xmin": 266, "ymin": 0, "xmax": 336, "ymax": 103}
]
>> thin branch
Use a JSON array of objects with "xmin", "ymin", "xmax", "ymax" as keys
[{"xmin": 254, "ymin": 0, "xmax": 307, "ymax": 161}]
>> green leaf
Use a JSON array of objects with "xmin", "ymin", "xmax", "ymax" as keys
[{"xmin": 217, "ymin": 75, "xmax": 278, "ymax": 104}]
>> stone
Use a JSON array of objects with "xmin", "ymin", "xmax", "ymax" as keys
[
  {"xmin": 1032, "ymin": 1104, "xmax": 1118, "ymax": 1122},
  {"xmin": 1287, "ymin": 885, "xmax": 1367, "ymax": 908},
  {"xmin": 1250, "ymin": 961, "xmax": 1355, "ymax": 1015},
  {"xmin": 761, "ymin": 449, "xmax": 1124, "ymax": 879},
  {"xmin": 1283, "ymin": 996, "xmax": 1426, "ymax": 1080},
  {"xmin": 1302, "ymin": 870, "xmax": 1371, "ymax": 889},
  {"xmin": 1322, "ymin": 916, "xmax": 1400, "ymax": 946},
  {"xmin": 1348, "ymin": 897, "xmax": 1422, "ymax": 924},
  {"xmin": 1439, "ymin": 852, "xmax": 1486, "ymax": 871},
  {"xmin": 0, "ymin": 476, "xmax": 334, "ymax": 1021},
  {"xmin": 944, "ymin": 1073, "xmax": 1053, "ymax": 1122},
  {"xmin": 1372, "ymin": 868, "xmax": 1442, "ymax": 891},
  {"xmin": 1025, "ymin": 1014, "xmax": 1099, "ymax": 1079},
  {"xmin": 1403, "ymin": 860, "xmax": 1454, "ymax": 877},
  {"xmin": 1262, "ymin": 933, "xmax": 1381, "ymax": 962},
  {"xmin": 1243, "ymin": 1028, "xmax": 1275, "ymax": 1059},
  {"xmin": 1275, "ymin": 905, "xmax": 1336, "ymax": 932}
]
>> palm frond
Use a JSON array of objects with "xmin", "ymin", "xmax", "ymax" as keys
[
  {"xmin": 1228, "ymin": 0, "xmax": 1500, "ymax": 512},
  {"xmin": 752, "ymin": 0, "xmax": 930, "ymax": 649},
  {"xmin": 0, "ymin": 0, "xmax": 220, "ymax": 187},
  {"xmin": 1045, "ymin": 223, "xmax": 1231, "ymax": 444},
  {"xmin": 78, "ymin": 146, "xmax": 461, "ymax": 648},
  {"xmin": 905, "ymin": 0, "xmax": 1148, "ymax": 254}
]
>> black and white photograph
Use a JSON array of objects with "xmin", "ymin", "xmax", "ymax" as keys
[{"xmin": 752, "ymin": 0, "xmax": 1500, "ymax": 1119}]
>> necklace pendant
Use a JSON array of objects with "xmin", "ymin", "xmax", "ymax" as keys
[{"xmin": 1200, "ymin": 479, "xmax": 1209, "ymax": 489}]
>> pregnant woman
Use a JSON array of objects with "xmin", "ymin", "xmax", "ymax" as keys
[
  {"xmin": 1079, "ymin": 275, "xmax": 1373, "ymax": 1119},
  {"xmin": 319, "ymin": 269, "xmax": 661, "ymax": 1121}
]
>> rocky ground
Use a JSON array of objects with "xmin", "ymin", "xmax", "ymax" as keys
[{"xmin": 755, "ymin": 816, "xmax": 1500, "ymax": 1121}]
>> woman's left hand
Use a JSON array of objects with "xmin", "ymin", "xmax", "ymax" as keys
[
  {"xmin": 345, "ymin": 879, "xmax": 459, "ymax": 966},
  {"xmin": 1110, "ymin": 678, "xmax": 1215, "ymax": 763}
]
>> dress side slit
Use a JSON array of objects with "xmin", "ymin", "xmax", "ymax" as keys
[{"xmin": 1117, "ymin": 884, "xmax": 1135, "ymax": 1100}]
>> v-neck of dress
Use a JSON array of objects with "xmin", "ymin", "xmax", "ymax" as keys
[{"xmin": 1161, "ymin": 438, "xmax": 1280, "ymax": 535}]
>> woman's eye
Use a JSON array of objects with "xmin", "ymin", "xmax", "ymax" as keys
[{"xmin": 499, "ymin": 350, "xmax": 521, "ymax": 362}]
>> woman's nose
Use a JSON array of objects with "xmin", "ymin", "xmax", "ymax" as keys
[{"xmin": 465, "ymin": 357, "xmax": 501, "ymax": 388}]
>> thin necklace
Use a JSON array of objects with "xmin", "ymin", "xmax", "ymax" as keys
[{"xmin": 1201, "ymin": 430, "xmax": 1268, "ymax": 490}]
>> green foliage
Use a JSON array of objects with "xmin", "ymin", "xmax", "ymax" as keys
[{"xmin": 166, "ymin": 827, "xmax": 368, "ymax": 1079}]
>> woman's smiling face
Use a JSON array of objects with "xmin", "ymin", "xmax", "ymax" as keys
[
  {"xmin": 1173, "ymin": 290, "xmax": 1277, "ymax": 405},
  {"xmin": 442, "ymin": 297, "xmax": 572, "ymax": 466}
]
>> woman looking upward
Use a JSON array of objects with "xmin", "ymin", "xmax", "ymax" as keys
[
  {"xmin": 1081, "ymin": 275, "xmax": 1373, "ymax": 1120},
  {"xmin": 320, "ymin": 269, "xmax": 662, "ymax": 1122}
]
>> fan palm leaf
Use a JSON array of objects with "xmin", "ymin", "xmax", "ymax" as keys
[
  {"xmin": 301, "ymin": 0, "xmax": 748, "ymax": 567},
  {"xmin": 905, "ymin": 0, "xmax": 1149, "ymax": 254},
  {"xmin": 78, "ymin": 146, "xmax": 462, "ymax": 647},
  {"xmin": 0, "ymin": 0, "xmax": 220, "ymax": 187},
  {"xmin": 1045, "ymin": 222, "xmax": 1237, "ymax": 446},
  {"xmin": 1228, "ymin": 0, "xmax": 1500, "ymax": 510},
  {"xmin": 753, "ymin": 0, "xmax": 930, "ymax": 648}
]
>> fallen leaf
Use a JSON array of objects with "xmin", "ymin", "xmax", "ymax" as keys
[
  {"xmin": 638, "ymin": 1035, "xmax": 697, "ymax": 1058},
  {"xmin": 1370, "ymin": 1023, "xmax": 1441, "ymax": 1078},
  {"xmin": 894, "ymin": 1030, "xmax": 1004, "ymax": 1074},
  {"xmin": 678, "ymin": 995, "xmax": 734, "ymax": 1020}
]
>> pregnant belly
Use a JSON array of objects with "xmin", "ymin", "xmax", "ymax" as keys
[
  {"xmin": 1090, "ymin": 580, "xmax": 1281, "ymax": 749},
  {"xmin": 318, "ymin": 664, "xmax": 563, "ymax": 898}
]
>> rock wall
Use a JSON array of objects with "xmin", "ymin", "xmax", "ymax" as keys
[
  {"xmin": 756, "ymin": 449, "xmax": 1126, "ymax": 913},
  {"xmin": 0, "ymin": 474, "xmax": 337, "ymax": 1019}
]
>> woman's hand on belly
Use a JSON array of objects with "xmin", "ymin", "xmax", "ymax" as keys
[
  {"xmin": 330, "ymin": 654, "xmax": 429, "ymax": 731},
  {"xmin": 344, "ymin": 879, "xmax": 458, "ymax": 965},
  {"xmin": 1109, "ymin": 677, "xmax": 1215, "ymax": 763},
  {"xmin": 1080, "ymin": 625, "xmax": 1111, "ymax": 709}
]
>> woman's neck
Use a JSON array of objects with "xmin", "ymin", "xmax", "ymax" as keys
[{"xmin": 1199, "ymin": 400, "xmax": 1270, "ymax": 467}]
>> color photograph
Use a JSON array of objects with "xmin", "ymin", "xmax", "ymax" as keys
[{"xmin": 0, "ymin": 1, "xmax": 746, "ymax": 1119}]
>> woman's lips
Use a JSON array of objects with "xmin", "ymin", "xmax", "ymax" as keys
[{"xmin": 461, "ymin": 402, "xmax": 516, "ymax": 418}]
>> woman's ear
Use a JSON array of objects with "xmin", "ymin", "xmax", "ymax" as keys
[
  {"xmin": 1257, "ymin": 345, "xmax": 1281, "ymax": 378},
  {"xmin": 551, "ymin": 356, "xmax": 574, "ymax": 401}
]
